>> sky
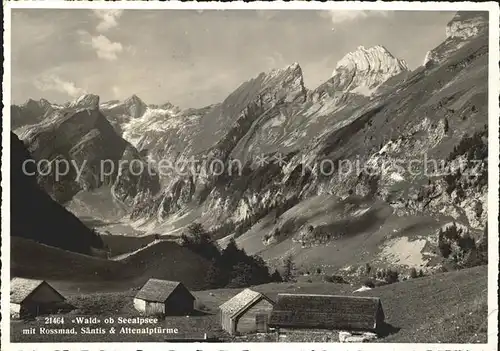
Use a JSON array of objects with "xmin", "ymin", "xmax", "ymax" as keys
[{"xmin": 11, "ymin": 9, "xmax": 456, "ymax": 108}]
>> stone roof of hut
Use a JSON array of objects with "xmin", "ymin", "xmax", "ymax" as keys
[
  {"xmin": 135, "ymin": 279, "xmax": 192, "ymax": 303},
  {"xmin": 10, "ymin": 277, "xmax": 65, "ymax": 304},
  {"xmin": 219, "ymin": 288, "xmax": 273, "ymax": 319},
  {"xmin": 269, "ymin": 293, "xmax": 384, "ymax": 331}
]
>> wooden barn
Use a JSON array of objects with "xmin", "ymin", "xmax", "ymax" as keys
[
  {"xmin": 10, "ymin": 278, "xmax": 66, "ymax": 319},
  {"xmin": 269, "ymin": 293, "xmax": 385, "ymax": 334},
  {"xmin": 134, "ymin": 279, "xmax": 195, "ymax": 316},
  {"xmin": 219, "ymin": 288, "xmax": 274, "ymax": 336}
]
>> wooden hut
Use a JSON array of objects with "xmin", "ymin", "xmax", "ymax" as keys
[
  {"xmin": 219, "ymin": 288, "xmax": 274, "ymax": 336},
  {"xmin": 134, "ymin": 279, "xmax": 195, "ymax": 316},
  {"xmin": 269, "ymin": 293, "xmax": 385, "ymax": 333},
  {"xmin": 10, "ymin": 278, "xmax": 66, "ymax": 319}
]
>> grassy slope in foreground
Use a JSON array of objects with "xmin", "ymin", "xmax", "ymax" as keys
[
  {"xmin": 199, "ymin": 265, "xmax": 488, "ymax": 343},
  {"xmin": 10, "ymin": 265, "xmax": 488, "ymax": 343}
]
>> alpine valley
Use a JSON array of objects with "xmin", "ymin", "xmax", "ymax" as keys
[{"xmin": 11, "ymin": 11, "xmax": 489, "ymax": 289}]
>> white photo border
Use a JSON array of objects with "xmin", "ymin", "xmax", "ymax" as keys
[{"xmin": 1, "ymin": 1, "xmax": 499, "ymax": 351}]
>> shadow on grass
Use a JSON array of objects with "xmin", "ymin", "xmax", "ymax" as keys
[
  {"xmin": 19, "ymin": 301, "xmax": 76, "ymax": 321},
  {"xmin": 377, "ymin": 322, "xmax": 401, "ymax": 338},
  {"xmin": 190, "ymin": 309, "xmax": 213, "ymax": 317}
]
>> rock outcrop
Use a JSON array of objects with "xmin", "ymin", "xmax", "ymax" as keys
[
  {"xmin": 423, "ymin": 11, "xmax": 488, "ymax": 66},
  {"xmin": 16, "ymin": 97, "xmax": 161, "ymax": 207},
  {"xmin": 446, "ymin": 11, "xmax": 489, "ymax": 40}
]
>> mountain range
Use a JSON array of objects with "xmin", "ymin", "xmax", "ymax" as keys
[{"xmin": 10, "ymin": 11, "xmax": 489, "ymax": 273}]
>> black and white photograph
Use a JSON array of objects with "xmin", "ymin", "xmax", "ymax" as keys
[{"xmin": 1, "ymin": 2, "xmax": 499, "ymax": 349}]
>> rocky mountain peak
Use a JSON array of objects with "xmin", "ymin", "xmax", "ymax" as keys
[
  {"xmin": 11, "ymin": 98, "xmax": 56, "ymax": 129},
  {"xmin": 261, "ymin": 61, "xmax": 307, "ymax": 104},
  {"xmin": 23, "ymin": 98, "xmax": 39, "ymax": 107},
  {"xmin": 22, "ymin": 98, "xmax": 54, "ymax": 111},
  {"xmin": 124, "ymin": 94, "xmax": 148, "ymax": 118},
  {"xmin": 125, "ymin": 94, "xmax": 143, "ymax": 105},
  {"xmin": 38, "ymin": 98, "xmax": 52, "ymax": 108},
  {"xmin": 69, "ymin": 94, "xmax": 100, "ymax": 110},
  {"xmin": 265, "ymin": 62, "xmax": 303, "ymax": 81},
  {"xmin": 446, "ymin": 11, "xmax": 488, "ymax": 40},
  {"xmin": 315, "ymin": 45, "xmax": 409, "ymax": 98},
  {"xmin": 333, "ymin": 45, "xmax": 408, "ymax": 77}
]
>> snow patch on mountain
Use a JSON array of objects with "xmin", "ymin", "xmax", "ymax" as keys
[
  {"xmin": 350, "ymin": 84, "xmax": 378, "ymax": 97},
  {"xmin": 121, "ymin": 106, "xmax": 182, "ymax": 147},
  {"xmin": 262, "ymin": 111, "xmax": 287, "ymax": 129}
]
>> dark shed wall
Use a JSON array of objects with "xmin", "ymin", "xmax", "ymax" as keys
[
  {"xmin": 165, "ymin": 285, "xmax": 195, "ymax": 315},
  {"xmin": 235, "ymin": 299, "xmax": 274, "ymax": 335},
  {"xmin": 375, "ymin": 303, "xmax": 385, "ymax": 330},
  {"xmin": 19, "ymin": 283, "xmax": 66, "ymax": 317}
]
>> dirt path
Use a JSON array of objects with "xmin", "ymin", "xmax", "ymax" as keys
[{"xmin": 110, "ymin": 239, "xmax": 166, "ymax": 260}]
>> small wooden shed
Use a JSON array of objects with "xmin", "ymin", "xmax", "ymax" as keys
[
  {"xmin": 269, "ymin": 293, "xmax": 385, "ymax": 333},
  {"xmin": 134, "ymin": 279, "xmax": 195, "ymax": 316},
  {"xmin": 219, "ymin": 288, "xmax": 274, "ymax": 336},
  {"xmin": 10, "ymin": 278, "xmax": 66, "ymax": 319}
]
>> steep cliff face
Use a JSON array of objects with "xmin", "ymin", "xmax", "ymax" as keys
[
  {"xmin": 304, "ymin": 27, "xmax": 488, "ymax": 225},
  {"xmin": 423, "ymin": 11, "xmax": 488, "ymax": 66},
  {"xmin": 124, "ymin": 46, "xmax": 414, "ymax": 228},
  {"xmin": 124, "ymin": 63, "xmax": 310, "ymax": 222},
  {"xmin": 129, "ymin": 12, "xmax": 488, "ymax": 260},
  {"xmin": 120, "ymin": 62, "xmax": 308, "ymax": 171},
  {"xmin": 219, "ymin": 23, "xmax": 488, "ymax": 271},
  {"xmin": 16, "ymin": 94, "xmax": 161, "ymax": 208}
]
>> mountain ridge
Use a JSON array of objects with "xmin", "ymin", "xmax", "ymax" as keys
[
  {"xmin": 16, "ymin": 98, "xmax": 161, "ymax": 208},
  {"xmin": 423, "ymin": 11, "xmax": 488, "ymax": 66},
  {"xmin": 10, "ymin": 11, "xmax": 489, "ymax": 273}
]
